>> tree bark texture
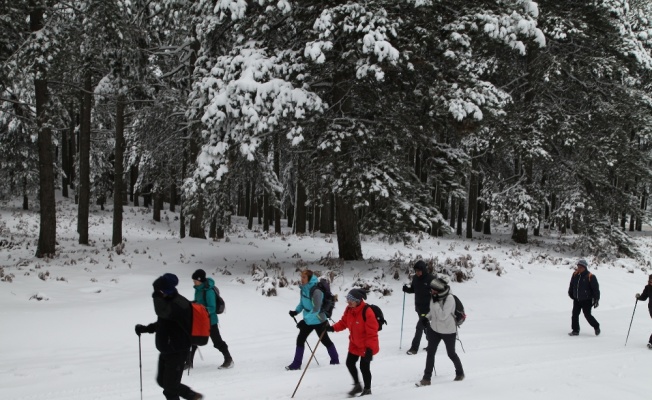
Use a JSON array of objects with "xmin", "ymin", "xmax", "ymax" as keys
[
  {"xmin": 335, "ymin": 196, "xmax": 363, "ymax": 260},
  {"xmin": 112, "ymin": 96, "xmax": 125, "ymax": 246},
  {"xmin": 78, "ymin": 70, "xmax": 92, "ymax": 244}
]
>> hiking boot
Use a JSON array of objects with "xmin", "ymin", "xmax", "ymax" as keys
[
  {"xmin": 594, "ymin": 327, "xmax": 601, "ymax": 336},
  {"xmin": 219, "ymin": 358, "xmax": 234, "ymax": 369},
  {"xmin": 647, "ymin": 343, "xmax": 652, "ymax": 349},
  {"xmin": 406, "ymin": 348, "xmax": 418, "ymax": 355},
  {"xmin": 191, "ymin": 394, "xmax": 203, "ymax": 400},
  {"xmin": 568, "ymin": 331, "xmax": 579, "ymax": 336},
  {"xmin": 285, "ymin": 364, "xmax": 301, "ymax": 371},
  {"xmin": 359, "ymin": 388, "xmax": 372, "ymax": 396},
  {"xmin": 348, "ymin": 383, "xmax": 362, "ymax": 397},
  {"xmin": 418, "ymin": 379, "xmax": 431, "ymax": 386},
  {"xmin": 454, "ymin": 374, "xmax": 465, "ymax": 381}
]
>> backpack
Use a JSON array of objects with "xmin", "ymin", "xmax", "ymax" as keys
[
  {"xmin": 190, "ymin": 302, "xmax": 211, "ymax": 346},
  {"xmin": 309, "ymin": 278, "xmax": 336, "ymax": 319},
  {"xmin": 452, "ymin": 295, "xmax": 466, "ymax": 327},
  {"xmin": 203, "ymin": 286, "xmax": 226, "ymax": 314},
  {"xmin": 362, "ymin": 304, "xmax": 387, "ymax": 331}
]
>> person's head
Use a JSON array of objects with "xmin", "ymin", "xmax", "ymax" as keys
[
  {"xmin": 429, "ymin": 278, "xmax": 450, "ymax": 299},
  {"xmin": 153, "ymin": 273, "xmax": 179, "ymax": 297},
  {"xmin": 648, "ymin": 274, "xmax": 652, "ymax": 285},
  {"xmin": 191, "ymin": 269, "xmax": 207, "ymax": 286},
  {"xmin": 346, "ymin": 288, "xmax": 367, "ymax": 307},
  {"xmin": 301, "ymin": 269, "xmax": 313, "ymax": 285},
  {"xmin": 414, "ymin": 260, "xmax": 427, "ymax": 277},
  {"xmin": 576, "ymin": 259, "xmax": 588, "ymax": 272}
]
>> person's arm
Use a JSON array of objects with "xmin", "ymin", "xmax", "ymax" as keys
[
  {"xmin": 590, "ymin": 275, "xmax": 600, "ymax": 302},
  {"xmin": 204, "ymin": 286, "xmax": 216, "ymax": 315}
]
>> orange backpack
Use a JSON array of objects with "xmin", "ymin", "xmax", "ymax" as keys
[{"xmin": 190, "ymin": 303, "xmax": 211, "ymax": 346}]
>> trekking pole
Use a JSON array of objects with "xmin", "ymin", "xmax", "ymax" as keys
[
  {"xmin": 400, "ymin": 292, "xmax": 406, "ymax": 349},
  {"xmin": 456, "ymin": 330, "xmax": 466, "ymax": 353},
  {"xmin": 291, "ymin": 329, "xmax": 327, "ymax": 398},
  {"xmin": 625, "ymin": 299, "xmax": 639, "ymax": 346},
  {"xmin": 292, "ymin": 316, "xmax": 320, "ymax": 365},
  {"xmin": 138, "ymin": 336, "xmax": 143, "ymax": 400}
]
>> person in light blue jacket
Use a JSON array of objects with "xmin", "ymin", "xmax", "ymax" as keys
[
  {"xmin": 286, "ymin": 270, "xmax": 339, "ymax": 370},
  {"xmin": 185, "ymin": 269, "xmax": 233, "ymax": 370}
]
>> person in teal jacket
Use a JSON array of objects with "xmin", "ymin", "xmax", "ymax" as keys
[
  {"xmin": 286, "ymin": 269, "xmax": 339, "ymax": 370},
  {"xmin": 186, "ymin": 269, "xmax": 233, "ymax": 370}
]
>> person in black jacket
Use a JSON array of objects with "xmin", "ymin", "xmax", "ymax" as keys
[
  {"xmin": 135, "ymin": 273, "xmax": 203, "ymax": 400},
  {"xmin": 402, "ymin": 260, "xmax": 434, "ymax": 354},
  {"xmin": 568, "ymin": 259, "xmax": 600, "ymax": 336},
  {"xmin": 635, "ymin": 274, "xmax": 652, "ymax": 349}
]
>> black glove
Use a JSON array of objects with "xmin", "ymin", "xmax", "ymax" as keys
[
  {"xmin": 296, "ymin": 320, "xmax": 307, "ymax": 329},
  {"xmin": 419, "ymin": 315, "xmax": 430, "ymax": 327},
  {"xmin": 402, "ymin": 285, "xmax": 410, "ymax": 293},
  {"xmin": 636, "ymin": 293, "xmax": 641, "ymax": 300},
  {"xmin": 326, "ymin": 325, "xmax": 334, "ymax": 332},
  {"xmin": 592, "ymin": 299, "xmax": 599, "ymax": 308},
  {"xmin": 363, "ymin": 348, "xmax": 373, "ymax": 362},
  {"xmin": 289, "ymin": 310, "xmax": 298, "ymax": 318},
  {"xmin": 135, "ymin": 324, "xmax": 147, "ymax": 336}
]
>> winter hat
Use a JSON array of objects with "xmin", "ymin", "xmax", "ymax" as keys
[
  {"xmin": 577, "ymin": 259, "xmax": 588, "ymax": 268},
  {"xmin": 192, "ymin": 269, "xmax": 207, "ymax": 282},
  {"xmin": 153, "ymin": 273, "xmax": 179, "ymax": 295},
  {"xmin": 346, "ymin": 288, "xmax": 367, "ymax": 303},
  {"xmin": 414, "ymin": 260, "xmax": 427, "ymax": 272},
  {"xmin": 429, "ymin": 278, "xmax": 450, "ymax": 299}
]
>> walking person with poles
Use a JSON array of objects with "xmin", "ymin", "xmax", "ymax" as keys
[
  {"xmin": 568, "ymin": 259, "xmax": 601, "ymax": 336},
  {"xmin": 402, "ymin": 260, "xmax": 434, "ymax": 355},
  {"xmin": 185, "ymin": 269, "xmax": 234, "ymax": 370},
  {"xmin": 286, "ymin": 269, "xmax": 339, "ymax": 370},
  {"xmin": 635, "ymin": 274, "xmax": 652, "ymax": 349},
  {"xmin": 134, "ymin": 273, "xmax": 204, "ymax": 400},
  {"xmin": 327, "ymin": 288, "xmax": 379, "ymax": 397}
]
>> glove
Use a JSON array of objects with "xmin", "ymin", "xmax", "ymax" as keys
[
  {"xmin": 296, "ymin": 320, "xmax": 307, "ymax": 329},
  {"xmin": 592, "ymin": 299, "xmax": 599, "ymax": 308},
  {"xmin": 363, "ymin": 348, "xmax": 373, "ymax": 362},
  {"xmin": 419, "ymin": 315, "xmax": 430, "ymax": 327},
  {"xmin": 326, "ymin": 325, "xmax": 334, "ymax": 332},
  {"xmin": 289, "ymin": 310, "xmax": 298, "ymax": 318},
  {"xmin": 135, "ymin": 324, "xmax": 147, "ymax": 336},
  {"xmin": 636, "ymin": 293, "xmax": 641, "ymax": 300},
  {"xmin": 402, "ymin": 285, "xmax": 410, "ymax": 293}
]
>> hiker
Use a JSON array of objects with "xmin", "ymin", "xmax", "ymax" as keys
[
  {"xmin": 327, "ymin": 288, "xmax": 379, "ymax": 397},
  {"xmin": 418, "ymin": 278, "xmax": 464, "ymax": 386},
  {"xmin": 286, "ymin": 269, "xmax": 339, "ymax": 370},
  {"xmin": 402, "ymin": 260, "xmax": 434, "ymax": 355},
  {"xmin": 134, "ymin": 273, "xmax": 203, "ymax": 400},
  {"xmin": 185, "ymin": 269, "xmax": 233, "ymax": 369},
  {"xmin": 635, "ymin": 274, "xmax": 652, "ymax": 349},
  {"xmin": 568, "ymin": 259, "xmax": 601, "ymax": 336}
]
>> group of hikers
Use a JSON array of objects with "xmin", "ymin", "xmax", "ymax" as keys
[{"xmin": 134, "ymin": 260, "xmax": 652, "ymax": 399}]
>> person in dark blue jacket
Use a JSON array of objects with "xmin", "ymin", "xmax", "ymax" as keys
[
  {"xmin": 568, "ymin": 259, "xmax": 601, "ymax": 336},
  {"xmin": 286, "ymin": 269, "xmax": 339, "ymax": 370},
  {"xmin": 135, "ymin": 273, "xmax": 203, "ymax": 400},
  {"xmin": 635, "ymin": 274, "xmax": 652, "ymax": 349},
  {"xmin": 402, "ymin": 260, "xmax": 434, "ymax": 354},
  {"xmin": 185, "ymin": 269, "xmax": 233, "ymax": 370}
]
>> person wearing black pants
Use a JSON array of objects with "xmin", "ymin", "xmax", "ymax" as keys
[
  {"xmin": 402, "ymin": 260, "xmax": 434, "ymax": 355},
  {"xmin": 568, "ymin": 259, "xmax": 600, "ymax": 336},
  {"xmin": 635, "ymin": 274, "xmax": 652, "ymax": 348}
]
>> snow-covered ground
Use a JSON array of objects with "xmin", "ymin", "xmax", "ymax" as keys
[{"xmin": 0, "ymin": 194, "xmax": 650, "ymax": 400}]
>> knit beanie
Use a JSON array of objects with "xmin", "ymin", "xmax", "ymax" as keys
[
  {"xmin": 153, "ymin": 273, "xmax": 179, "ymax": 295},
  {"xmin": 414, "ymin": 260, "xmax": 427, "ymax": 272},
  {"xmin": 346, "ymin": 288, "xmax": 367, "ymax": 302},
  {"xmin": 192, "ymin": 269, "xmax": 207, "ymax": 282}
]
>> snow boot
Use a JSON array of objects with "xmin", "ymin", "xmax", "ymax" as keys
[
  {"xmin": 647, "ymin": 343, "xmax": 652, "ymax": 349},
  {"xmin": 406, "ymin": 348, "xmax": 418, "ymax": 355},
  {"xmin": 285, "ymin": 346, "xmax": 304, "ymax": 370},
  {"xmin": 218, "ymin": 358, "xmax": 234, "ymax": 369},
  {"xmin": 568, "ymin": 331, "xmax": 579, "ymax": 336},
  {"xmin": 594, "ymin": 327, "xmax": 601, "ymax": 336},
  {"xmin": 348, "ymin": 383, "xmax": 362, "ymax": 397},
  {"xmin": 326, "ymin": 344, "xmax": 340, "ymax": 365},
  {"xmin": 416, "ymin": 379, "xmax": 431, "ymax": 386},
  {"xmin": 359, "ymin": 388, "xmax": 372, "ymax": 396},
  {"xmin": 191, "ymin": 393, "xmax": 203, "ymax": 400},
  {"xmin": 454, "ymin": 374, "xmax": 465, "ymax": 381}
]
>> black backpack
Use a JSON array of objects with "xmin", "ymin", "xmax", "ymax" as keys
[
  {"xmin": 309, "ymin": 278, "xmax": 336, "ymax": 319},
  {"xmin": 204, "ymin": 286, "xmax": 226, "ymax": 314},
  {"xmin": 362, "ymin": 304, "xmax": 387, "ymax": 331},
  {"xmin": 452, "ymin": 295, "xmax": 466, "ymax": 327}
]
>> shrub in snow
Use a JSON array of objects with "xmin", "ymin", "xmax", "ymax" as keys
[
  {"xmin": 350, "ymin": 267, "xmax": 393, "ymax": 296},
  {"xmin": 480, "ymin": 255, "xmax": 504, "ymax": 276},
  {"xmin": 29, "ymin": 293, "xmax": 48, "ymax": 301}
]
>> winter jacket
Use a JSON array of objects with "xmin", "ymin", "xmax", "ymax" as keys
[
  {"xmin": 145, "ymin": 292, "xmax": 193, "ymax": 354},
  {"xmin": 294, "ymin": 275, "xmax": 326, "ymax": 325},
  {"xmin": 424, "ymin": 293, "xmax": 458, "ymax": 335},
  {"xmin": 637, "ymin": 285, "xmax": 652, "ymax": 313},
  {"xmin": 568, "ymin": 269, "xmax": 600, "ymax": 302},
  {"xmin": 404, "ymin": 271, "xmax": 434, "ymax": 314},
  {"xmin": 332, "ymin": 300, "xmax": 380, "ymax": 357},
  {"xmin": 194, "ymin": 277, "xmax": 219, "ymax": 325}
]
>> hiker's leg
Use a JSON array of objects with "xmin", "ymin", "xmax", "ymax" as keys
[{"xmin": 346, "ymin": 352, "xmax": 361, "ymax": 385}]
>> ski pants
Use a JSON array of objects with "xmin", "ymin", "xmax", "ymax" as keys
[
  {"xmin": 571, "ymin": 299, "xmax": 599, "ymax": 332},
  {"xmin": 346, "ymin": 352, "xmax": 372, "ymax": 390},
  {"xmin": 423, "ymin": 328, "xmax": 464, "ymax": 380},
  {"xmin": 156, "ymin": 351, "xmax": 198, "ymax": 400},
  {"xmin": 410, "ymin": 311, "xmax": 429, "ymax": 351},
  {"xmin": 296, "ymin": 321, "xmax": 334, "ymax": 348}
]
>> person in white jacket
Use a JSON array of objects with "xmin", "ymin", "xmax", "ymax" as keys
[{"xmin": 418, "ymin": 278, "xmax": 464, "ymax": 386}]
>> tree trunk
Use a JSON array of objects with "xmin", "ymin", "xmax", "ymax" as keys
[
  {"xmin": 474, "ymin": 176, "xmax": 484, "ymax": 232},
  {"xmin": 274, "ymin": 133, "xmax": 281, "ymax": 234},
  {"xmin": 112, "ymin": 95, "xmax": 125, "ymax": 247},
  {"xmin": 466, "ymin": 159, "xmax": 477, "ymax": 239},
  {"xmin": 512, "ymin": 224, "xmax": 528, "ymax": 243},
  {"xmin": 320, "ymin": 193, "xmax": 332, "ymax": 234},
  {"xmin": 295, "ymin": 180, "xmax": 306, "ymax": 234},
  {"xmin": 209, "ymin": 217, "xmax": 216, "ymax": 239},
  {"xmin": 32, "ymin": 8, "xmax": 56, "ymax": 258},
  {"xmin": 62, "ymin": 104, "xmax": 72, "ymax": 198},
  {"xmin": 22, "ymin": 177, "xmax": 28, "ymax": 210},
  {"xmin": 189, "ymin": 195, "xmax": 206, "ymax": 238},
  {"xmin": 170, "ymin": 181, "xmax": 176, "ymax": 212},
  {"xmin": 450, "ymin": 196, "xmax": 456, "ymax": 229},
  {"xmin": 78, "ymin": 70, "xmax": 92, "ymax": 244},
  {"xmin": 335, "ymin": 195, "xmax": 363, "ymax": 260},
  {"xmin": 180, "ymin": 149, "xmax": 187, "ymax": 238},
  {"xmin": 245, "ymin": 179, "xmax": 251, "ymax": 220},
  {"xmin": 153, "ymin": 192, "xmax": 161, "ymax": 222},
  {"xmin": 456, "ymin": 195, "xmax": 463, "ymax": 236},
  {"xmin": 263, "ymin": 190, "xmax": 270, "ymax": 232},
  {"xmin": 248, "ymin": 178, "xmax": 256, "ymax": 230}
]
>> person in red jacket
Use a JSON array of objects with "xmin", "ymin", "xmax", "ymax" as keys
[{"xmin": 328, "ymin": 288, "xmax": 379, "ymax": 397}]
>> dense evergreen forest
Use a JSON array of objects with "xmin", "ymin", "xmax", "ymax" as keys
[{"xmin": 2, "ymin": 0, "xmax": 652, "ymax": 260}]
